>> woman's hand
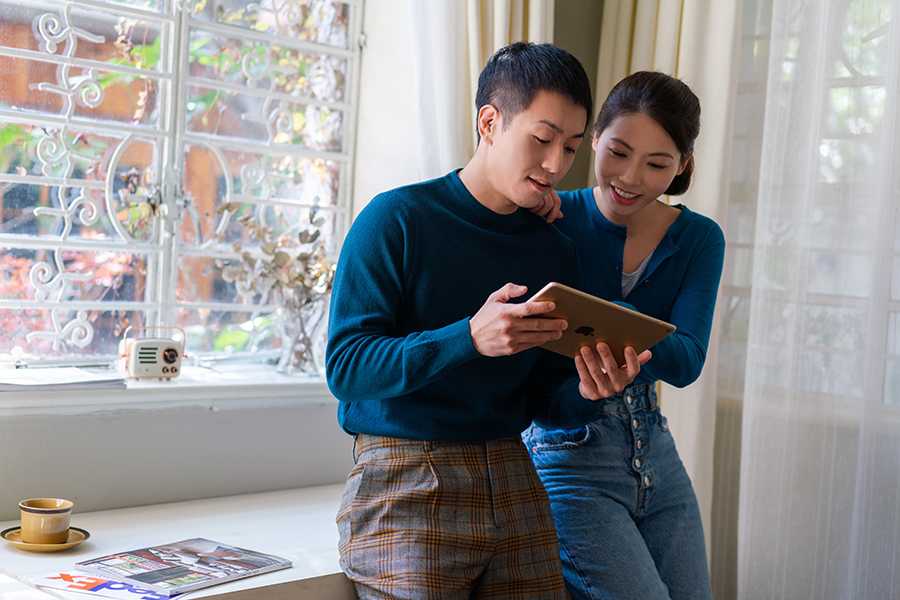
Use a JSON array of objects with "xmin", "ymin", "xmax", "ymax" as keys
[
  {"xmin": 528, "ymin": 190, "xmax": 564, "ymax": 223},
  {"xmin": 574, "ymin": 343, "xmax": 652, "ymax": 400}
]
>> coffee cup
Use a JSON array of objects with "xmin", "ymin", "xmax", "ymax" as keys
[{"xmin": 19, "ymin": 498, "xmax": 73, "ymax": 544}]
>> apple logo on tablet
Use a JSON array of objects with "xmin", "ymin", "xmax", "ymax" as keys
[{"xmin": 575, "ymin": 326, "xmax": 595, "ymax": 337}]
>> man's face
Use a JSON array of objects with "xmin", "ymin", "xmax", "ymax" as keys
[{"xmin": 479, "ymin": 90, "xmax": 587, "ymax": 214}]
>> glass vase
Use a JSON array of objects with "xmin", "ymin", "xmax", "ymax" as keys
[{"xmin": 275, "ymin": 291, "xmax": 329, "ymax": 376}]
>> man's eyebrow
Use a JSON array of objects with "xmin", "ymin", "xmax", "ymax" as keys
[
  {"xmin": 610, "ymin": 136, "xmax": 674, "ymax": 158},
  {"xmin": 537, "ymin": 119, "xmax": 585, "ymax": 139}
]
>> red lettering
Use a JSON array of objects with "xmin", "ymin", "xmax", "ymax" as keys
[{"xmin": 66, "ymin": 576, "xmax": 108, "ymax": 591}]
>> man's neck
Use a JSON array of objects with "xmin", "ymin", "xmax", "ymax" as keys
[{"xmin": 458, "ymin": 155, "xmax": 517, "ymax": 215}]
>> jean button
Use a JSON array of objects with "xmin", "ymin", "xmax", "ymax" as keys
[
  {"xmin": 634, "ymin": 459, "xmax": 642, "ymax": 468},
  {"xmin": 643, "ymin": 476, "xmax": 652, "ymax": 485},
  {"xmin": 632, "ymin": 419, "xmax": 639, "ymax": 428},
  {"xmin": 626, "ymin": 394, "xmax": 634, "ymax": 404},
  {"xmin": 637, "ymin": 440, "xmax": 645, "ymax": 448}
]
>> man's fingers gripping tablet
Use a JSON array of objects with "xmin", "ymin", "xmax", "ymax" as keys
[{"xmin": 470, "ymin": 284, "xmax": 568, "ymax": 357}]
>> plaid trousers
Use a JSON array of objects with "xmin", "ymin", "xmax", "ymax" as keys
[{"xmin": 336, "ymin": 434, "xmax": 569, "ymax": 600}]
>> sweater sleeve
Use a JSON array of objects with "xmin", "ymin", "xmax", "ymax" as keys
[
  {"xmin": 325, "ymin": 197, "xmax": 480, "ymax": 403},
  {"xmin": 629, "ymin": 223, "xmax": 726, "ymax": 387}
]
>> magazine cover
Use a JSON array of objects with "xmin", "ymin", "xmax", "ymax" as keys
[
  {"xmin": 33, "ymin": 572, "xmax": 172, "ymax": 600},
  {"xmin": 74, "ymin": 538, "xmax": 292, "ymax": 596}
]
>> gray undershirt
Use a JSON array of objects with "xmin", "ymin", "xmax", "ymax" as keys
[{"xmin": 622, "ymin": 250, "xmax": 654, "ymax": 298}]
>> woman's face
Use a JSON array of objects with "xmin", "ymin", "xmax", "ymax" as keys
[{"xmin": 592, "ymin": 112, "xmax": 687, "ymax": 225}]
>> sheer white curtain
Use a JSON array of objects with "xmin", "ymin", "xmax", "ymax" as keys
[
  {"xmin": 736, "ymin": 0, "xmax": 900, "ymax": 598},
  {"xmin": 408, "ymin": 0, "xmax": 555, "ymax": 180}
]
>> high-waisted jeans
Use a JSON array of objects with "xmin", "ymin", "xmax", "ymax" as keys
[{"xmin": 522, "ymin": 383, "xmax": 712, "ymax": 600}]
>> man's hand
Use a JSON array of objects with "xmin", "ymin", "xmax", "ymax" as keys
[
  {"xmin": 527, "ymin": 190, "xmax": 563, "ymax": 223},
  {"xmin": 470, "ymin": 283, "xmax": 567, "ymax": 356},
  {"xmin": 575, "ymin": 343, "xmax": 652, "ymax": 400}
]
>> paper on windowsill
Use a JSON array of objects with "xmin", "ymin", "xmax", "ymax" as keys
[{"xmin": 0, "ymin": 367, "xmax": 126, "ymax": 392}]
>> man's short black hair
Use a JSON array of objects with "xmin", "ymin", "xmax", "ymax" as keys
[{"xmin": 475, "ymin": 41, "xmax": 593, "ymax": 141}]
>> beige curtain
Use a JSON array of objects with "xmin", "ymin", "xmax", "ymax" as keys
[{"xmin": 591, "ymin": 0, "xmax": 743, "ymax": 560}]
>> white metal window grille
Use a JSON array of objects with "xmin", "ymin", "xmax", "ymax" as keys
[{"xmin": 0, "ymin": 0, "xmax": 362, "ymax": 367}]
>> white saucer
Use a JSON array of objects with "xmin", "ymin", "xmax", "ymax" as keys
[{"xmin": 1, "ymin": 526, "xmax": 90, "ymax": 552}]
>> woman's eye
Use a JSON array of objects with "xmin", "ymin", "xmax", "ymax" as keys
[
  {"xmin": 565, "ymin": 146, "xmax": 576, "ymax": 155},
  {"xmin": 535, "ymin": 137, "xmax": 549, "ymax": 144},
  {"xmin": 609, "ymin": 149, "xmax": 626, "ymax": 157},
  {"xmin": 649, "ymin": 163, "xmax": 667, "ymax": 170}
]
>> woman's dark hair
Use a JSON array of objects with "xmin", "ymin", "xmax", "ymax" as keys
[
  {"xmin": 475, "ymin": 41, "xmax": 593, "ymax": 141},
  {"xmin": 593, "ymin": 71, "xmax": 701, "ymax": 196}
]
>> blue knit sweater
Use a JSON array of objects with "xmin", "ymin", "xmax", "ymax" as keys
[
  {"xmin": 555, "ymin": 189, "xmax": 726, "ymax": 388},
  {"xmin": 326, "ymin": 171, "xmax": 599, "ymax": 441}
]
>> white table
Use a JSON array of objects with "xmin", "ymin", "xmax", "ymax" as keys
[
  {"xmin": 0, "ymin": 573, "xmax": 54, "ymax": 600},
  {"xmin": 0, "ymin": 486, "xmax": 355, "ymax": 600}
]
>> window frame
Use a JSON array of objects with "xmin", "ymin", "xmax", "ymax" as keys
[{"xmin": 0, "ymin": 0, "xmax": 364, "ymax": 382}]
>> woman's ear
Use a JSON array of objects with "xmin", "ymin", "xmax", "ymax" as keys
[
  {"xmin": 477, "ymin": 105, "xmax": 500, "ymax": 144},
  {"xmin": 677, "ymin": 153, "xmax": 692, "ymax": 176},
  {"xmin": 591, "ymin": 132, "xmax": 601, "ymax": 152}
]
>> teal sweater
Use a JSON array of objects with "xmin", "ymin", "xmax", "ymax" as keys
[
  {"xmin": 326, "ymin": 171, "xmax": 598, "ymax": 441},
  {"xmin": 555, "ymin": 189, "xmax": 726, "ymax": 388}
]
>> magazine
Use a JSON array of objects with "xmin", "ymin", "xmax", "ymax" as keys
[{"xmin": 74, "ymin": 538, "xmax": 292, "ymax": 596}]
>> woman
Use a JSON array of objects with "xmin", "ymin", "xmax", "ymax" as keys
[{"xmin": 523, "ymin": 71, "xmax": 725, "ymax": 600}]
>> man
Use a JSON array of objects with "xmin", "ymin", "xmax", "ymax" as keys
[{"xmin": 326, "ymin": 42, "xmax": 650, "ymax": 600}]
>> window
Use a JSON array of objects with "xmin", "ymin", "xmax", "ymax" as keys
[
  {"xmin": 0, "ymin": 0, "xmax": 362, "ymax": 369},
  {"xmin": 719, "ymin": 0, "xmax": 899, "ymax": 405}
]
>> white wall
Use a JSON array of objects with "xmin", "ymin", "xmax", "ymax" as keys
[
  {"xmin": 0, "ymin": 386, "xmax": 355, "ymax": 522},
  {"xmin": 350, "ymin": 0, "xmax": 420, "ymax": 218}
]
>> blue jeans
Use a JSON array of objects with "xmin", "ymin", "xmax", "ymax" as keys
[{"xmin": 522, "ymin": 383, "xmax": 712, "ymax": 600}]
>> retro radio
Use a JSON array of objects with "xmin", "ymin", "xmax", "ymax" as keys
[{"xmin": 118, "ymin": 326, "xmax": 185, "ymax": 379}]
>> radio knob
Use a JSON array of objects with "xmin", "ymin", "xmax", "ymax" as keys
[{"xmin": 162, "ymin": 347, "xmax": 179, "ymax": 364}]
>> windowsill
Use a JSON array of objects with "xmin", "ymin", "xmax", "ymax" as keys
[{"xmin": 0, "ymin": 364, "xmax": 335, "ymax": 416}]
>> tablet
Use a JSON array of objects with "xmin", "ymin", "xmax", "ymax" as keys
[{"xmin": 527, "ymin": 281, "xmax": 676, "ymax": 366}]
